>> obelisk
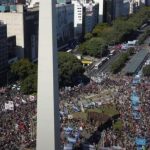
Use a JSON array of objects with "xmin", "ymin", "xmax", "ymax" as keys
[{"xmin": 36, "ymin": 0, "xmax": 60, "ymax": 149}]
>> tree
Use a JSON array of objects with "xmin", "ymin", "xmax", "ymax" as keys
[
  {"xmin": 78, "ymin": 38, "xmax": 108, "ymax": 57},
  {"xmin": 98, "ymin": 27, "xmax": 117, "ymax": 44},
  {"xmin": 91, "ymin": 6, "xmax": 150, "ymax": 44},
  {"xmin": 11, "ymin": 59, "xmax": 35, "ymax": 80},
  {"xmin": 127, "ymin": 47, "xmax": 135, "ymax": 56},
  {"xmin": 11, "ymin": 59, "xmax": 37, "ymax": 94},
  {"xmin": 21, "ymin": 73, "xmax": 37, "ymax": 94},
  {"xmin": 111, "ymin": 52, "xmax": 129, "ymax": 73},
  {"xmin": 92, "ymin": 23, "xmax": 110, "ymax": 36},
  {"xmin": 143, "ymin": 65, "xmax": 150, "ymax": 76},
  {"xmin": 58, "ymin": 52, "xmax": 84, "ymax": 86},
  {"xmin": 84, "ymin": 32, "xmax": 93, "ymax": 40}
]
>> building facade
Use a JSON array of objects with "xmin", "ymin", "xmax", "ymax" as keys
[
  {"xmin": 72, "ymin": 0, "xmax": 84, "ymax": 39},
  {"xmin": 113, "ymin": 0, "xmax": 130, "ymax": 18},
  {"xmin": 103, "ymin": 0, "xmax": 147, "ymax": 23},
  {"xmin": 0, "ymin": 5, "xmax": 24, "ymax": 58},
  {"xmin": 103, "ymin": 0, "xmax": 113, "ymax": 23},
  {"xmin": 84, "ymin": 2, "xmax": 99, "ymax": 33},
  {"xmin": 7, "ymin": 36, "xmax": 16, "ymax": 60},
  {"xmin": 94, "ymin": 0, "xmax": 104, "ymax": 23},
  {"xmin": 72, "ymin": 0, "xmax": 99, "ymax": 40},
  {"xmin": 57, "ymin": 0, "xmax": 71, "ymax": 4},
  {"xmin": 0, "ymin": 21, "xmax": 8, "ymax": 85},
  {"xmin": 56, "ymin": 3, "xmax": 74, "ymax": 50},
  {"xmin": 0, "ymin": 4, "xmax": 39, "ymax": 61},
  {"xmin": 146, "ymin": 0, "xmax": 150, "ymax": 5},
  {"xmin": 24, "ymin": 8, "xmax": 39, "ymax": 61}
]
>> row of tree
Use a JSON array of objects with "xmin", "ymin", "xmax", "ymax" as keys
[
  {"xmin": 110, "ymin": 48, "xmax": 135, "ymax": 73},
  {"xmin": 138, "ymin": 27, "xmax": 150, "ymax": 44},
  {"xmin": 143, "ymin": 65, "xmax": 150, "ymax": 76},
  {"xmin": 78, "ymin": 6, "xmax": 150, "ymax": 57},
  {"xmin": 10, "ymin": 52, "xmax": 85, "ymax": 92}
]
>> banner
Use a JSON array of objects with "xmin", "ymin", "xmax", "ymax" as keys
[{"xmin": 5, "ymin": 101, "xmax": 14, "ymax": 110}]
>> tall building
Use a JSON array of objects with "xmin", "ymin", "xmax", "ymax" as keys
[
  {"xmin": 145, "ymin": 0, "xmax": 150, "ymax": 5},
  {"xmin": 0, "ymin": 0, "xmax": 15, "ymax": 5},
  {"xmin": 24, "ymin": 7, "xmax": 39, "ymax": 61},
  {"xmin": 84, "ymin": 2, "xmax": 99, "ymax": 33},
  {"xmin": 56, "ymin": 3, "xmax": 74, "ymax": 50},
  {"xmin": 26, "ymin": 0, "xmax": 40, "ymax": 8},
  {"xmin": 7, "ymin": 36, "xmax": 16, "ymax": 61},
  {"xmin": 94, "ymin": 0, "xmax": 104, "ymax": 23},
  {"xmin": 57, "ymin": 0, "xmax": 71, "ymax": 4},
  {"xmin": 103, "ymin": 0, "xmax": 113, "ymax": 23},
  {"xmin": 0, "ymin": 4, "xmax": 38, "ymax": 61},
  {"xmin": 72, "ymin": 0, "xmax": 99, "ymax": 40},
  {"xmin": 113, "ymin": 0, "xmax": 130, "ymax": 18},
  {"xmin": 0, "ymin": 21, "xmax": 8, "ymax": 85},
  {"xmin": 103, "ymin": 0, "xmax": 147, "ymax": 23},
  {"xmin": 72, "ymin": 0, "xmax": 84, "ymax": 39}
]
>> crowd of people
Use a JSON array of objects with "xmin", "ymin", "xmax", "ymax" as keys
[
  {"xmin": 59, "ymin": 74, "xmax": 150, "ymax": 150},
  {"xmin": 0, "ymin": 85, "xmax": 37, "ymax": 150},
  {"xmin": 92, "ymin": 74, "xmax": 150, "ymax": 149},
  {"xmin": 0, "ymin": 72, "xmax": 149, "ymax": 150}
]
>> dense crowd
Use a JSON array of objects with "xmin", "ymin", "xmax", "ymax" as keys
[
  {"xmin": 59, "ymin": 74, "xmax": 150, "ymax": 150},
  {"xmin": 94, "ymin": 75, "xmax": 150, "ymax": 149},
  {"xmin": 0, "ymin": 85, "xmax": 37, "ymax": 150},
  {"xmin": 0, "ymin": 73, "xmax": 149, "ymax": 150}
]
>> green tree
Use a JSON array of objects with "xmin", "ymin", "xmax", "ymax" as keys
[
  {"xmin": 11, "ymin": 59, "xmax": 37, "ymax": 94},
  {"xmin": 58, "ymin": 52, "xmax": 84, "ymax": 86},
  {"xmin": 78, "ymin": 38, "xmax": 108, "ymax": 57},
  {"xmin": 127, "ymin": 47, "xmax": 135, "ymax": 56},
  {"xmin": 21, "ymin": 73, "xmax": 37, "ymax": 94},
  {"xmin": 11, "ymin": 59, "xmax": 35, "ymax": 80},
  {"xmin": 111, "ymin": 52, "xmax": 129, "ymax": 73},
  {"xmin": 99, "ymin": 27, "xmax": 117, "ymax": 44},
  {"xmin": 84, "ymin": 32, "xmax": 93, "ymax": 40},
  {"xmin": 143, "ymin": 65, "xmax": 150, "ymax": 76},
  {"xmin": 92, "ymin": 23, "xmax": 110, "ymax": 36}
]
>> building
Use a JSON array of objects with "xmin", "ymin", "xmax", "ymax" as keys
[
  {"xmin": 0, "ymin": 0, "xmax": 15, "ymax": 5},
  {"xmin": 146, "ymin": 0, "xmax": 150, "ymax": 5},
  {"xmin": 113, "ymin": 0, "xmax": 130, "ymax": 18},
  {"xmin": 7, "ymin": 36, "xmax": 16, "ymax": 61},
  {"xmin": 0, "ymin": 21, "xmax": 8, "ymax": 85},
  {"xmin": 72, "ymin": 0, "xmax": 99, "ymax": 40},
  {"xmin": 57, "ymin": 0, "xmax": 71, "ymax": 4},
  {"xmin": 24, "ymin": 7, "xmax": 39, "ymax": 61},
  {"xmin": 84, "ymin": 2, "xmax": 99, "ymax": 33},
  {"xmin": 26, "ymin": 0, "xmax": 40, "ymax": 8},
  {"xmin": 72, "ymin": 0, "xmax": 84, "ymax": 40},
  {"xmin": 103, "ymin": 0, "xmax": 147, "ymax": 23},
  {"xmin": 94, "ymin": 0, "xmax": 104, "ymax": 23},
  {"xmin": 56, "ymin": 3, "xmax": 74, "ymax": 50},
  {"xmin": 0, "ymin": 4, "xmax": 39, "ymax": 61},
  {"xmin": 103, "ymin": 0, "xmax": 113, "ymax": 23}
]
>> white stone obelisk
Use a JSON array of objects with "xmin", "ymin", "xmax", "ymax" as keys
[{"xmin": 36, "ymin": 0, "xmax": 60, "ymax": 149}]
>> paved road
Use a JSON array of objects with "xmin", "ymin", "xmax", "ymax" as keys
[
  {"xmin": 86, "ymin": 52, "xmax": 121, "ymax": 77},
  {"xmin": 98, "ymin": 53, "xmax": 121, "ymax": 73}
]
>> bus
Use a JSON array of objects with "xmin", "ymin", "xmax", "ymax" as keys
[
  {"xmin": 66, "ymin": 49, "xmax": 72, "ymax": 53},
  {"xmin": 94, "ymin": 60, "xmax": 103, "ymax": 69},
  {"xmin": 94, "ymin": 57, "xmax": 108, "ymax": 69},
  {"xmin": 81, "ymin": 59, "xmax": 92, "ymax": 67},
  {"xmin": 109, "ymin": 50, "xmax": 116, "ymax": 56}
]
